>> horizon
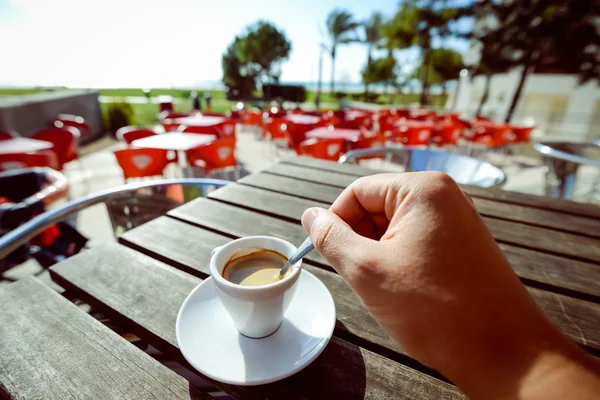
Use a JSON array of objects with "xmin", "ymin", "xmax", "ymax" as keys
[{"xmin": 0, "ymin": 0, "xmax": 471, "ymax": 88}]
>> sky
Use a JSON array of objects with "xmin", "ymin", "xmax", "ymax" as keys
[{"xmin": 0, "ymin": 0, "xmax": 471, "ymax": 88}]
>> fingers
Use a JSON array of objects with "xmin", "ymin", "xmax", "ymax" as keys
[{"xmin": 302, "ymin": 207, "xmax": 374, "ymax": 274}]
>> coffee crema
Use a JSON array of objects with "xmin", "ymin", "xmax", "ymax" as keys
[{"xmin": 222, "ymin": 248, "xmax": 289, "ymax": 287}]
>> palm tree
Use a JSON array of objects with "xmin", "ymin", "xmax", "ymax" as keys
[
  {"xmin": 362, "ymin": 12, "xmax": 384, "ymax": 95},
  {"xmin": 325, "ymin": 9, "xmax": 359, "ymax": 94}
]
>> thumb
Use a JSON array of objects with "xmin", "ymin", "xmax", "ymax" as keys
[{"xmin": 301, "ymin": 207, "xmax": 368, "ymax": 273}]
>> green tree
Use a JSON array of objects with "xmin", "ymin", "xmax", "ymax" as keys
[
  {"xmin": 384, "ymin": 0, "xmax": 472, "ymax": 106},
  {"xmin": 325, "ymin": 9, "xmax": 360, "ymax": 94},
  {"xmin": 237, "ymin": 21, "xmax": 292, "ymax": 83},
  {"xmin": 474, "ymin": 0, "xmax": 600, "ymax": 122},
  {"xmin": 222, "ymin": 21, "xmax": 291, "ymax": 99},
  {"xmin": 362, "ymin": 12, "xmax": 384, "ymax": 95},
  {"xmin": 222, "ymin": 37, "xmax": 258, "ymax": 99},
  {"xmin": 430, "ymin": 48, "xmax": 464, "ymax": 98},
  {"xmin": 362, "ymin": 56, "xmax": 398, "ymax": 96}
]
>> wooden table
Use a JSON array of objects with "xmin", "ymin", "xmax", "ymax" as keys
[
  {"xmin": 0, "ymin": 137, "xmax": 54, "ymax": 154},
  {"xmin": 2, "ymin": 156, "xmax": 600, "ymax": 399}
]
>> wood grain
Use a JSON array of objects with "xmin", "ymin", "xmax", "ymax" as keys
[
  {"xmin": 240, "ymin": 172, "xmax": 600, "ymax": 263},
  {"xmin": 209, "ymin": 183, "xmax": 329, "ymax": 223},
  {"xmin": 120, "ymin": 216, "xmax": 402, "ymax": 355},
  {"xmin": 169, "ymin": 198, "xmax": 329, "ymax": 266},
  {"xmin": 0, "ymin": 277, "xmax": 206, "ymax": 400},
  {"xmin": 50, "ymin": 242, "xmax": 464, "ymax": 399},
  {"xmin": 266, "ymin": 163, "xmax": 600, "ymax": 237},
  {"xmin": 283, "ymin": 155, "xmax": 600, "ymax": 220},
  {"xmin": 239, "ymin": 172, "xmax": 343, "ymax": 204},
  {"xmin": 205, "ymin": 183, "xmax": 600, "ymax": 300},
  {"xmin": 167, "ymin": 197, "xmax": 600, "ymax": 353}
]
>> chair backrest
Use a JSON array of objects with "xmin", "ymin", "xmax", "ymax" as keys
[
  {"xmin": 0, "ymin": 151, "xmax": 60, "ymax": 171},
  {"xmin": 298, "ymin": 138, "xmax": 346, "ymax": 161},
  {"xmin": 510, "ymin": 126, "xmax": 535, "ymax": 143},
  {"xmin": 113, "ymin": 148, "xmax": 169, "ymax": 180},
  {"xmin": 215, "ymin": 120, "xmax": 237, "ymax": 138},
  {"xmin": 0, "ymin": 130, "xmax": 17, "ymax": 140},
  {"xmin": 431, "ymin": 123, "xmax": 463, "ymax": 145},
  {"xmin": 339, "ymin": 147, "xmax": 506, "ymax": 188},
  {"xmin": 263, "ymin": 118, "xmax": 289, "ymax": 140},
  {"xmin": 116, "ymin": 126, "xmax": 157, "ymax": 144},
  {"xmin": 186, "ymin": 139, "xmax": 237, "ymax": 172},
  {"xmin": 54, "ymin": 114, "xmax": 91, "ymax": 137},
  {"xmin": 158, "ymin": 111, "xmax": 195, "ymax": 121},
  {"xmin": 31, "ymin": 127, "xmax": 79, "ymax": 169}
]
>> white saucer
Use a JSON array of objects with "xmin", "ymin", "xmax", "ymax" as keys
[{"xmin": 176, "ymin": 270, "xmax": 336, "ymax": 386}]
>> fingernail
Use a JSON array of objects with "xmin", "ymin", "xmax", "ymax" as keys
[{"xmin": 302, "ymin": 208, "xmax": 320, "ymax": 233}]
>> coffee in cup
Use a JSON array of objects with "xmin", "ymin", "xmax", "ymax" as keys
[{"xmin": 222, "ymin": 248, "xmax": 288, "ymax": 286}]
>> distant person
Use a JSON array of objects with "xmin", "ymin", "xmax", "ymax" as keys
[
  {"xmin": 302, "ymin": 172, "xmax": 600, "ymax": 399},
  {"xmin": 191, "ymin": 91, "xmax": 201, "ymax": 111},
  {"xmin": 204, "ymin": 92, "xmax": 212, "ymax": 111}
]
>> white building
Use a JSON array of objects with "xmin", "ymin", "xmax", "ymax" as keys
[{"xmin": 449, "ymin": 69, "xmax": 600, "ymax": 141}]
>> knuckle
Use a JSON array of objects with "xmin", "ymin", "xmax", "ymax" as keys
[{"xmin": 419, "ymin": 171, "xmax": 460, "ymax": 199}]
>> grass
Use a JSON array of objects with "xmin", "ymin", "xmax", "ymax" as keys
[{"xmin": 3, "ymin": 86, "xmax": 447, "ymax": 127}]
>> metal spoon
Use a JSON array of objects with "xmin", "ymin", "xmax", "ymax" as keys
[{"xmin": 279, "ymin": 237, "xmax": 314, "ymax": 278}]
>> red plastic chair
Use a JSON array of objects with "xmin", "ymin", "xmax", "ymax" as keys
[
  {"xmin": 240, "ymin": 110, "xmax": 262, "ymax": 126},
  {"xmin": 54, "ymin": 114, "xmax": 92, "ymax": 138},
  {"xmin": 178, "ymin": 124, "xmax": 219, "ymax": 136},
  {"xmin": 214, "ymin": 119, "xmax": 236, "ymax": 138},
  {"xmin": 0, "ymin": 130, "xmax": 18, "ymax": 140},
  {"xmin": 113, "ymin": 148, "xmax": 169, "ymax": 180},
  {"xmin": 116, "ymin": 126, "xmax": 157, "ymax": 144},
  {"xmin": 509, "ymin": 126, "xmax": 535, "ymax": 144},
  {"xmin": 0, "ymin": 151, "xmax": 60, "ymax": 171},
  {"xmin": 186, "ymin": 139, "xmax": 237, "ymax": 174},
  {"xmin": 431, "ymin": 123, "xmax": 463, "ymax": 146},
  {"xmin": 470, "ymin": 124, "xmax": 511, "ymax": 147},
  {"xmin": 31, "ymin": 126, "xmax": 79, "ymax": 170},
  {"xmin": 390, "ymin": 125, "xmax": 434, "ymax": 146},
  {"xmin": 348, "ymin": 135, "xmax": 386, "ymax": 160},
  {"xmin": 297, "ymin": 138, "xmax": 346, "ymax": 161}
]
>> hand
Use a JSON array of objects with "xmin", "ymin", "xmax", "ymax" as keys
[{"xmin": 302, "ymin": 172, "xmax": 600, "ymax": 399}]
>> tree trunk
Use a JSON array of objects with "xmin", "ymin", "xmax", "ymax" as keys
[
  {"xmin": 420, "ymin": 47, "xmax": 431, "ymax": 106},
  {"xmin": 505, "ymin": 55, "xmax": 534, "ymax": 123},
  {"xmin": 330, "ymin": 48, "xmax": 336, "ymax": 95},
  {"xmin": 476, "ymin": 73, "xmax": 491, "ymax": 116},
  {"xmin": 365, "ymin": 46, "xmax": 372, "ymax": 96}
]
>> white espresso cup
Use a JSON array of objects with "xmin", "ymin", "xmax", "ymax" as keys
[{"xmin": 210, "ymin": 236, "xmax": 302, "ymax": 338}]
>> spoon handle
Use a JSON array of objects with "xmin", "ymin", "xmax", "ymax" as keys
[{"xmin": 280, "ymin": 237, "xmax": 314, "ymax": 276}]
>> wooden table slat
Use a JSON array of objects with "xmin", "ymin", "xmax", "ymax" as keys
[
  {"xmin": 265, "ymin": 163, "xmax": 600, "ymax": 237},
  {"xmin": 282, "ymin": 156, "xmax": 600, "ymax": 220},
  {"xmin": 242, "ymin": 172, "xmax": 600, "ymax": 263},
  {"xmin": 50, "ymin": 242, "xmax": 464, "ymax": 400},
  {"xmin": 168, "ymin": 197, "xmax": 600, "ymax": 353},
  {"xmin": 0, "ymin": 277, "xmax": 204, "ymax": 400},
  {"xmin": 209, "ymin": 183, "xmax": 600, "ymax": 301}
]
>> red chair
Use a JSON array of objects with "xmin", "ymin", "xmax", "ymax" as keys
[
  {"xmin": 348, "ymin": 135, "xmax": 386, "ymax": 160},
  {"xmin": 214, "ymin": 119, "xmax": 236, "ymax": 138},
  {"xmin": 158, "ymin": 111, "xmax": 197, "ymax": 132},
  {"xmin": 509, "ymin": 126, "xmax": 535, "ymax": 144},
  {"xmin": 431, "ymin": 123, "xmax": 463, "ymax": 146},
  {"xmin": 186, "ymin": 139, "xmax": 237, "ymax": 175},
  {"xmin": 297, "ymin": 138, "xmax": 346, "ymax": 161},
  {"xmin": 0, "ymin": 151, "xmax": 60, "ymax": 171},
  {"xmin": 470, "ymin": 124, "xmax": 511, "ymax": 147},
  {"xmin": 54, "ymin": 114, "xmax": 92, "ymax": 138},
  {"xmin": 31, "ymin": 126, "xmax": 79, "ymax": 170},
  {"xmin": 113, "ymin": 148, "xmax": 169, "ymax": 180},
  {"xmin": 240, "ymin": 110, "xmax": 262, "ymax": 126},
  {"xmin": 0, "ymin": 130, "xmax": 18, "ymax": 140},
  {"xmin": 201, "ymin": 112, "xmax": 226, "ymax": 117},
  {"xmin": 389, "ymin": 125, "xmax": 433, "ymax": 146},
  {"xmin": 116, "ymin": 126, "xmax": 157, "ymax": 145}
]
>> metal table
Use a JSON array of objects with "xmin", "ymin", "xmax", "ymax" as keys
[
  {"xmin": 2, "ymin": 156, "xmax": 600, "ymax": 399},
  {"xmin": 534, "ymin": 141, "xmax": 600, "ymax": 199}
]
